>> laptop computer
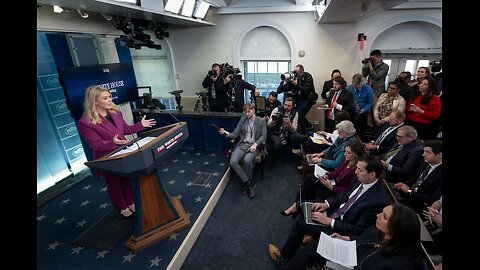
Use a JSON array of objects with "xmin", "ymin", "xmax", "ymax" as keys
[{"xmin": 298, "ymin": 184, "xmax": 328, "ymax": 226}]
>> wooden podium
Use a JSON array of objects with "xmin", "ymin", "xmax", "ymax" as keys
[{"xmin": 85, "ymin": 122, "xmax": 191, "ymax": 252}]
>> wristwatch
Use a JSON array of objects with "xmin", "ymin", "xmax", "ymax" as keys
[{"xmin": 407, "ymin": 189, "xmax": 412, "ymax": 196}]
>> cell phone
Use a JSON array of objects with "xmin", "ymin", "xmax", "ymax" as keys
[{"xmin": 211, "ymin": 124, "xmax": 221, "ymax": 130}]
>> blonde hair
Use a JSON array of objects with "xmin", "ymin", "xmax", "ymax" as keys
[{"xmin": 83, "ymin": 85, "xmax": 120, "ymax": 124}]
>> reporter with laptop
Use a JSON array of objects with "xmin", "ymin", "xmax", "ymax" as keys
[
  {"xmin": 268, "ymin": 155, "xmax": 390, "ymax": 268},
  {"xmin": 280, "ymin": 141, "xmax": 366, "ymax": 217}
]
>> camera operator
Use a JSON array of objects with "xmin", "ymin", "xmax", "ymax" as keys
[
  {"xmin": 362, "ymin": 49, "xmax": 389, "ymax": 99},
  {"xmin": 228, "ymin": 72, "xmax": 260, "ymax": 112},
  {"xmin": 202, "ymin": 63, "xmax": 229, "ymax": 112},
  {"xmin": 277, "ymin": 64, "xmax": 316, "ymax": 135},
  {"xmin": 267, "ymin": 97, "xmax": 304, "ymax": 156}
]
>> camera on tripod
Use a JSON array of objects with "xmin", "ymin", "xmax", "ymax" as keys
[{"xmin": 281, "ymin": 71, "xmax": 297, "ymax": 81}]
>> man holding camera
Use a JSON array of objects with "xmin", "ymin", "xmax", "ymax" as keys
[
  {"xmin": 277, "ymin": 64, "xmax": 316, "ymax": 135},
  {"xmin": 228, "ymin": 73, "xmax": 260, "ymax": 112},
  {"xmin": 202, "ymin": 63, "xmax": 229, "ymax": 112},
  {"xmin": 267, "ymin": 97, "xmax": 304, "ymax": 156},
  {"xmin": 362, "ymin": 49, "xmax": 389, "ymax": 99}
]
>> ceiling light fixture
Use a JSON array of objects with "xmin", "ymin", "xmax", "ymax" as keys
[
  {"xmin": 193, "ymin": 1, "xmax": 210, "ymax": 19},
  {"xmin": 53, "ymin": 5, "xmax": 64, "ymax": 13},
  {"xmin": 77, "ymin": 9, "xmax": 89, "ymax": 19}
]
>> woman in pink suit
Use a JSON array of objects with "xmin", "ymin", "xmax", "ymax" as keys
[{"xmin": 77, "ymin": 86, "xmax": 156, "ymax": 218}]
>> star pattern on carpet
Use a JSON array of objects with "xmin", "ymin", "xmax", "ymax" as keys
[
  {"xmin": 99, "ymin": 202, "xmax": 109, "ymax": 209},
  {"xmin": 149, "ymin": 256, "xmax": 163, "ymax": 267},
  {"xmin": 61, "ymin": 198, "xmax": 71, "ymax": 204},
  {"xmin": 76, "ymin": 219, "xmax": 87, "ymax": 227},
  {"xmin": 70, "ymin": 246, "xmax": 85, "ymax": 255},
  {"xmin": 55, "ymin": 217, "xmax": 67, "ymax": 224},
  {"xmin": 80, "ymin": 200, "xmax": 90, "ymax": 206},
  {"xmin": 37, "ymin": 214, "xmax": 47, "ymax": 221},
  {"xmin": 38, "ymin": 149, "xmax": 230, "ymax": 269},
  {"xmin": 122, "ymin": 252, "xmax": 136, "ymax": 263},
  {"xmin": 47, "ymin": 241, "xmax": 61, "ymax": 250},
  {"xmin": 96, "ymin": 250, "xmax": 109, "ymax": 259},
  {"xmin": 220, "ymin": 162, "xmax": 226, "ymax": 166},
  {"xmin": 169, "ymin": 233, "xmax": 179, "ymax": 240}
]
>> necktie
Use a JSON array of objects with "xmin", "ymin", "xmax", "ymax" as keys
[
  {"xmin": 412, "ymin": 165, "xmax": 432, "ymax": 190},
  {"xmin": 382, "ymin": 144, "xmax": 403, "ymax": 161},
  {"xmin": 326, "ymin": 92, "xmax": 338, "ymax": 119},
  {"xmin": 375, "ymin": 126, "xmax": 393, "ymax": 144},
  {"xmin": 329, "ymin": 184, "xmax": 364, "ymax": 219}
]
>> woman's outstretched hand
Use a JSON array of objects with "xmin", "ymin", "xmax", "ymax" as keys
[
  {"xmin": 113, "ymin": 134, "xmax": 129, "ymax": 145},
  {"xmin": 141, "ymin": 115, "xmax": 156, "ymax": 127}
]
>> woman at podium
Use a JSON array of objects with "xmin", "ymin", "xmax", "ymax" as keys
[{"xmin": 77, "ymin": 86, "xmax": 156, "ymax": 218}]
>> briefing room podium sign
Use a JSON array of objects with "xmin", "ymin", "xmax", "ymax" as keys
[{"xmin": 85, "ymin": 122, "xmax": 191, "ymax": 252}]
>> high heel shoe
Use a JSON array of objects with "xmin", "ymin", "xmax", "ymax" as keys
[{"xmin": 280, "ymin": 210, "xmax": 298, "ymax": 218}]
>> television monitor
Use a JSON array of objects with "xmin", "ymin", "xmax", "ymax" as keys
[
  {"xmin": 137, "ymin": 86, "xmax": 152, "ymax": 97},
  {"xmin": 58, "ymin": 62, "xmax": 138, "ymax": 122}
]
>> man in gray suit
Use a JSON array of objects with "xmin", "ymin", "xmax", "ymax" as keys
[
  {"xmin": 362, "ymin": 49, "xmax": 389, "ymax": 98},
  {"xmin": 219, "ymin": 103, "xmax": 267, "ymax": 199}
]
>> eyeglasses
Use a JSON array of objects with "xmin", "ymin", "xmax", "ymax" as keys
[{"xmin": 395, "ymin": 134, "xmax": 406, "ymax": 138}]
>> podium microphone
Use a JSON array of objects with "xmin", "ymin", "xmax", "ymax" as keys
[
  {"xmin": 167, "ymin": 111, "xmax": 180, "ymax": 123},
  {"xmin": 124, "ymin": 123, "xmax": 141, "ymax": 150}
]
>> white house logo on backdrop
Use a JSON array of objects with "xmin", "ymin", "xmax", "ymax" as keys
[
  {"xmin": 72, "ymin": 146, "xmax": 84, "ymax": 158},
  {"xmin": 64, "ymin": 124, "xmax": 78, "ymax": 136},
  {"xmin": 56, "ymin": 101, "xmax": 69, "ymax": 113},
  {"xmin": 47, "ymin": 75, "xmax": 60, "ymax": 88},
  {"xmin": 103, "ymin": 68, "xmax": 110, "ymax": 73}
]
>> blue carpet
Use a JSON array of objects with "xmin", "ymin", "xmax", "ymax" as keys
[{"xmin": 37, "ymin": 149, "xmax": 230, "ymax": 270}]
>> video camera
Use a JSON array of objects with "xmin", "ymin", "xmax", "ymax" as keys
[
  {"xmin": 281, "ymin": 71, "xmax": 297, "ymax": 81},
  {"xmin": 220, "ymin": 63, "xmax": 241, "ymax": 80},
  {"xmin": 207, "ymin": 69, "xmax": 216, "ymax": 77},
  {"xmin": 361, "ymin": 57, "xmax": 373, "ymax": 64}
]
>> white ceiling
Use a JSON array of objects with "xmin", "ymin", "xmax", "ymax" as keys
[{"xmin": 37, "ymin": 0, "xmax": 442, "ymax": 26}]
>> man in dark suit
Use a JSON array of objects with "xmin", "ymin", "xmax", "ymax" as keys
[
  {"xmin": 218, "ymin": 103, "xmax": 267, "ymax": 199},
  {"xmin": 380, "ymin": 125, "xmax": 423, "ymax": 183},
  {"xmin": 320, "ymin": 69, "xmax": 341, "ymax": 99},
  {"xmin": 267, "ymin": 155, "xmax": 390, "ymax": 267},
  {"xmin": 365, "ymin": 109, "xmax": 405, "ymax": 156},
  {"xmin": 323, "ymin": 76, "xmax": 354, "ymax": 133},
  {"xmin": 393, "ymin": 139, "xmax": 442, "ymax": 214}
]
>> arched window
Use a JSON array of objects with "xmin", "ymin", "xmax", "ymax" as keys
[{"xmin": 240, "ymin": 26, "xmax": 291, "ymax": 103}]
